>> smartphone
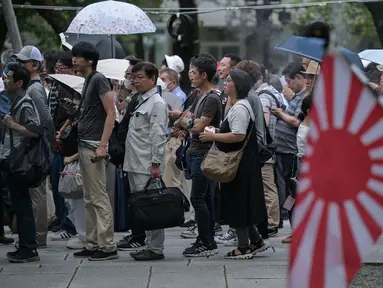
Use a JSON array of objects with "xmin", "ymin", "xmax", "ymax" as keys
[{"xmin": 58, "ymin": 98, "xmax": 74, "ymax": 105}]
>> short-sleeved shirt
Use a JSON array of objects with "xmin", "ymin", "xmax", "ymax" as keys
[
  {"xmin": 226, "ymin": 99, "xmax": 255, "ymax": 134},
  {"xmin": 188, "ymin": 90, "xmax": 222, "ymax": 156},
  {"xmin": 78, "ymin": 72, "xmax": 111, "ymax": 141},
  {"xmin": 274, "ymin": 91, "xmax": 306, "ymax": 154}
]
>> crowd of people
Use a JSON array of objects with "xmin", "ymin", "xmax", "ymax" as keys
[{"xmin": 0, "ymin": 39, "xmax": 382, "ymax": 264}]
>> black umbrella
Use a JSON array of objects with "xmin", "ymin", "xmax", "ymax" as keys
[{"xmin": 60, "ymin": 33, "xmax": 126, "ymax": 59}]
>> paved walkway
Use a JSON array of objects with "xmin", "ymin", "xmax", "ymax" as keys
[{"xmin": 0, "ymin": 222, "xmax": 382, "ymax": 288}]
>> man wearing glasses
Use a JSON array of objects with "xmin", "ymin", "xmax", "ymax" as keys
[{"xmin": 14, "ymin": 46, "xmax": 54, "ymax": 248}]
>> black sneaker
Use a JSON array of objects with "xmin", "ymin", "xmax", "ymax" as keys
[
  {"xmin": 180, "ymin": 220, "xmax": 195, "ymax": 228},
  {"xmin": 6, "ymin": 248, "xmax": 40, "ymax": 263},
  {"xmin": 183, "ymin": 241, "xmax": 217, "ymax": 257},
  {"xmin": 133, "ymin": 249, "xmax": 164, "ymax": 261},
  {"xmin": 117, "ymin": 237, "xmax": 146, "ymax": 251},
  {"xmin": 214, "ymin": 223, "xmax": 223, "ymax": 236},
  {"xmin": 278, "ymin": 220, "xmax": 284, "ymax": 229},
  {"xmin": 130, "ymin": 249, "xmax": 146, "ymax": 258},
  {"xmin": 73, "ymin": 249, "xmax": 97, "ymax": 258},
  {"xmin": 268, "ymin": 228, "xmax": 278, "ymax": 237},
  {"xmin": 0, "ymin": 236, "xmax": 15, "ymax": 245},
  {"xmin": 89, "ymin": 250, "xmax": 119, "ymax": 261}
]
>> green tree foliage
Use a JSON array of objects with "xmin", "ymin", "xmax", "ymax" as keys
[
  {"xmin": 2, "ymin": 0, "xmax": 162, "ymax": 54},
  {"xmin": 290, "ymin": 2, "xmax": 381, "ymax": 50}
]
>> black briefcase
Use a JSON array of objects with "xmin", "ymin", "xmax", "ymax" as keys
[{"xmin": 128, "ymin": 178, "xmax": 190, "ymax": 231}]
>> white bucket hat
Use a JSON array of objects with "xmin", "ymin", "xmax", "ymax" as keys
[
  {"xmin": 377, "ymin": 64, "xmax": 383, "ymax": 72},
  {"xmin": 165, "ymin": 55, "xmax": 184, "ymax": 74}
]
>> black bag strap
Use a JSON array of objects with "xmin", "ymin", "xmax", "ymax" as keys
[
  {"xmin": 258, "ymin": 89, "xmax": 281, "ymax": 109},
  {"xmin": 75, "ymin": 71, "xmax": 98, "ymax": 119}
]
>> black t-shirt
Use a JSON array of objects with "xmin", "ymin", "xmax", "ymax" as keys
[
  {"xmin": 78, "ymin": 72, "xmax": 111, "ymax": 141},
  {"xmin": 187, "ymin": 90, "xmax": 222, "ymax": 156},
  {"xmin": 220, "ymin": 90, "xmax": 228, "ymax": 121}
]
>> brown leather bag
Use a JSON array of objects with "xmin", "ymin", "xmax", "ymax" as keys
[{"xmin": 201, "ymin": 124, "xmax": 253, "ymax": 183}]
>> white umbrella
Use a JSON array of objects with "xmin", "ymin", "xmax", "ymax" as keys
[
  {"xmin": 97, "ymin": 59, "xmax": 129, "ymax": 81},
  {"xmin": 66, "ymin": 0, "xmax": 156, "ymax": 35},
  {"xmin": 49, "ymin": 74, "xmax": 84, "ymax": 94},
  {"xmin": 358, "ymin": 49, "xmax": 383, "ymax": 65}
]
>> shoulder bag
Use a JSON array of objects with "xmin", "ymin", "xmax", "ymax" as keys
[
  {"xmin": 8, "ymin": 100, "xmax": 51, "ymax": 188},
  {"xmin": 128, "ymin": 177, "xmax": 190, "ymax": 231},
  {"xmin": 201, "ymin": 104, "xmax": 253, "ymax": 183}
]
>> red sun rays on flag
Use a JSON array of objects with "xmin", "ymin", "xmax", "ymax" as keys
[{"xmin": 288, "ymin": 54, "xmax": 383, "ymax": 288}]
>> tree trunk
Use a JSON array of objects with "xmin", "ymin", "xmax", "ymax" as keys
[
  {"xmin": 364, "ymin": 3, "xmax": 383, "ymax": 46},
  {"xmin": 2, "ymin": 0, "xmax": 23, "ymax": 50},
  {"xmin": 135, "ymin": 34, "xmax": 145, "ymax": 59},
  {"xmin": 172, "ymin": 0, "xmax": 199, "ymax": 91}
]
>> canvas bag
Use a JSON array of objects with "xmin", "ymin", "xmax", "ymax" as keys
[
  {"xmin": 201, "ymin": 104, "xmax": 253, "ymax": 183},
  {"xmin": 58, "ymin": 161, "xmax": 83, "ymax": 199}
]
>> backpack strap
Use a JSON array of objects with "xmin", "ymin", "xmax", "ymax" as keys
[{"xmin": 258, "ymin": 89, "xmax": 281, "ymax": 109}]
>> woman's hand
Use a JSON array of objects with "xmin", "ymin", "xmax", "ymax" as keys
[
  {"xmin": 199, "ymin": 131, "xmax": 215, "ymax": 142},
  {"xmin": 64, "ymin": 156, "xmax": 74, "ymax": 165}
]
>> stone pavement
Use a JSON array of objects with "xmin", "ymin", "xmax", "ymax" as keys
[{"xmin": 0, "ymin": 222, "xmax": 382, "ymax": 288}]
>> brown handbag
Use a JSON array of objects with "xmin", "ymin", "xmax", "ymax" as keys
[{"xmin": 201, "ymin": 123, "xmax": 253, "ymax": 183}]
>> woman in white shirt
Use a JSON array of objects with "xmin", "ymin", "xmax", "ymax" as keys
[
  {"xmin": 200, "ymin": 70, "xmax": 268, "ymax": 260},
  {"xmin": 297, "ymin": 95, "xmax": 312, "ymax": 157}
]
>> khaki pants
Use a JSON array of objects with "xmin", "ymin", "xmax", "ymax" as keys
[
  {"xmin": 128, "ymin": 173, "xmax": 165, "ymax": 255},
  {"xmin": 261, "ymin": 163, "xmax": 280, "ymax": 229},
  {"xmin": 163, "ymin": 137, "xmax": 194, "ymax": 221},
  {"xmin": 78, "ymin": 145, "xmax": 116, "ymax": 253},
  {"xmin": 29, "ymin": 179, "xmax": 48, "ymax": 244}
]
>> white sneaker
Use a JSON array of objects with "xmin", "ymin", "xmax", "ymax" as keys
[
  {"xmin": 215, "ymin": 229, "xmax": 238, "ymax": 246},
  {"xmin": 50, "ymin": 230, "xmax": 74, "ymax": 241},
  {"xmin": 66, "ymin": 237, "xmax": 86, "ymax": 250},
  {"xmin": 181, "ymin": 224, "xmax": 198, "ymax": 239}
]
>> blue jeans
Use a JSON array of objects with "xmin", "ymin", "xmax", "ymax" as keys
[
  {"xmin": 50, "ymin": 152, "xmax": 76, "ymax": 235},
  {"xmin": 188, "ymin": 155, "xmax": 216, "ymax": 246},
  {"xmin": 8, "ymin": 173, "xmax": 37, "ymax": 250}
]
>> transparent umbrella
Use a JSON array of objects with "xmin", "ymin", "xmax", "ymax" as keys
[{"xmin": 66, "ymin": 0, "xmax": 156, "ymax": 35}]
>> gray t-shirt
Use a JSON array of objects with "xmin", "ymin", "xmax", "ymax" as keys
[
  {"xmin": 27, "ymin": 80, "xmax": 55, "ymax": 142},
  {"xmin": 78, "ymin": 72, "xmax": 111, "ymax": 141}
]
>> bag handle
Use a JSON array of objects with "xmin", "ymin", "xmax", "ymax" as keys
[{"xmin": 143, "ymin": 177, "xmax": 166, "ymax": 191}]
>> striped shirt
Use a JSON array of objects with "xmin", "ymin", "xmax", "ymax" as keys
[{"xmin": 274, "ymin": 90, "xmax": 306, "ymax": 154}]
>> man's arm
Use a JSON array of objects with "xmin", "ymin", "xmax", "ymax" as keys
[
  {"xmin": 279, "ymin": 113, "xmax": 300, "ymax": 127},
  {"xmin": 191, "ymin": 96, "xmax": 219, "ymax": 133},
  {"xmin": 149, "ymin": 101, "xmax": 168, "ymax": 164},
  {"xmin": 259, "ymin": 93, "xmax": 273, "ymax": 126},
  {"xmin": 4, "ymin": 106, "xmax": 42, "ymax": 138},
  {"xmin": 5, "ymin": 120, "xmax": 39, "ymax": 138},
  {"xmin": 100, "ymin": 91, "xmax": 117, "ymax": 148}
]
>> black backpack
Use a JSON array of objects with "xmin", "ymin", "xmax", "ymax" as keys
[
  {"xmin": 108, "ymin": 93, "xmax": 140, "ymax": 167},
  {"xmin": 258, "ymin": 120, "xmax": 277, "ymax": 166}
]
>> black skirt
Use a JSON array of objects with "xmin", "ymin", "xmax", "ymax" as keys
[{"xmin": 217, "ymin": 118, "xmax": 268, "ymax": 231}]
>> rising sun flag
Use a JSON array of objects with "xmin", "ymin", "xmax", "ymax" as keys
[{"xmin": 288, "ymin": 53, "xmax": 383, "ymax": 288}]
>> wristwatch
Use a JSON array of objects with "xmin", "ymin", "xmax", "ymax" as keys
[{"xmin": 152, "ymin": 163, "xmax": 161, "ymax": 168}]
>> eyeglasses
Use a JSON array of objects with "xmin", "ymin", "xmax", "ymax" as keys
[
  {"xmin": 132, "ymin": 75, "xmax": 148, "ymax": 81},
  {"xmin": 55, "ymin": 65, "xmax": 70, "ymax": 72}
]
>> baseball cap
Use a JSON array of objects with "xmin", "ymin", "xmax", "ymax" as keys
[
  {"xmin": 14, "ymin": 45, "xmax": 43, "ymax": 62},
  {"xmin": 165, "ymin": 55, "xmax": 184, "ymax": 74}
]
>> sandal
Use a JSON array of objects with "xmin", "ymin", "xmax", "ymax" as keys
[
  {"xmin": 249, "ymin": 240, "xmax": 269, "ymax": 255},
  {"xmin": 224, "ymin": 246, "xmax": 253, "ymax": 260}
]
